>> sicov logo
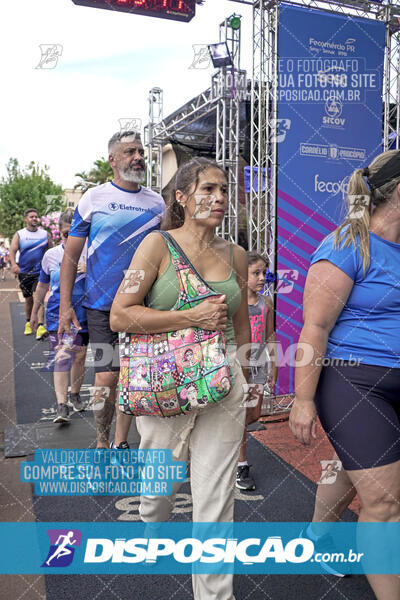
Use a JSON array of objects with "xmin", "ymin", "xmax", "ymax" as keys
[
  {"xmin": 42, "ymin": 529, "xmax": 82, "ymax": 567},
  {"xmin": 323, "ymin": 98, "xmax": 345, "ymax": 127},
  {"xmin": 325, "ymin": 98, "xmax": 342, "ymax": 118}
]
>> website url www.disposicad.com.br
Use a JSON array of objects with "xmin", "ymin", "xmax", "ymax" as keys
[{"xmin": 37, "ymin": 480, "xmax": 167, "ymax": 495}]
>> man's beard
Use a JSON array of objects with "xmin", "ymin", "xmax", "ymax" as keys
[{"xmin": 119, "ymin": 164, "xmax": 146, "ymax": 183}]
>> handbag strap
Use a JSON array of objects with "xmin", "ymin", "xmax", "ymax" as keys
[{"xmin": 158, "ymin": 231, "xmax": 218, "ymax": 306}]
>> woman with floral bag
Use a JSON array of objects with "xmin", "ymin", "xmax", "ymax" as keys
[{"xmin": 110, "ymin": 157, "xmax": 250, "ymax": 600}]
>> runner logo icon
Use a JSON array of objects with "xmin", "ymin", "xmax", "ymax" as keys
[
  {"xmin": 271, "ymin": 118, "xmax": 291, "ymax": 143},
  {"xmin": 42, "ymin": 529, "xmax": 82, "ymax": 567}
]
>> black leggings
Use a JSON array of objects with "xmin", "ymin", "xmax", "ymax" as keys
[{"xmin": 315, "ymin": 363, "xmax": 400, "ymax": 470}]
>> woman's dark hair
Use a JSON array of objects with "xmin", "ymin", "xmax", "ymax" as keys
[
  {"xmin": 58, "ymin": 208, "xmax": 74, "ymax": 229},
  {"xmin": 247, "ymin": 251, "xmax": 267, "ymax": 267},
  {"xmin": 162, "ymin": 158, "xmax": 227, "ymax": 230}
]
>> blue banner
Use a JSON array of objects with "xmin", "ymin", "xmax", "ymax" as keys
[
  {"xmin": 244, "ymin": 166, "xmax": 266, "ymax": 193},
  {"xmin": 275, "ymin": 5, "xmax": 385, "ymax": 393},
  {"xmin": 0, "ymin": 522, "xmax": 399, "ymax": 574}
]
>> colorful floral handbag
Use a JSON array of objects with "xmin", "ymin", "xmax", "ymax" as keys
[{"xmin": 118, "ymin": 231, "xmax": 234, "ymax": 417}]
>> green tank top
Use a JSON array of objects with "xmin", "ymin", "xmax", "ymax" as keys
[{"xmin": 148, "ymin": 243, "xmax": 241, "ymax": 345}]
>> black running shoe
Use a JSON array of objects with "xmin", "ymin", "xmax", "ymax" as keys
[
  {"xmin": 53, "ymin": 403, "xmax": 70, "ymax": 423},
  {"xmin": 236, "ymin": 464, "xmax": 256, "ymax": 491},
  {"xmin": 110, "ymin": 441, "xmax": 130, "ymax": 469},
  {"xmin": 109, "ymin": 441, "xmax": 130, "ymax": 450},
  {"xmin": 300, "ymin": 528, "xmax": 346, "ymax": 577},
  {"xmin": 70, "ymin": 392, "xmax": 85, "ymax": 412}
]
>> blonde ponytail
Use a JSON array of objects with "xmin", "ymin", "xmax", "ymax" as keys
[
  {"xmin": 333, "ymin": 168, "xmax": 372, "ymax": 272},
  {"xmin": 333, "ymin": 150, "xmax": 400, "ymax": 271}
]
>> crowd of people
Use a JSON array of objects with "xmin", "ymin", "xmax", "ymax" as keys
[{"xmin": 10, "ymin": 130, "xmax": 400, "ymax": 600}]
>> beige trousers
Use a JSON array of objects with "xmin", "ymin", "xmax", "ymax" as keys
[{"xmin": 136, "ymin": 358, "xmax": 246, "ymax": 600}]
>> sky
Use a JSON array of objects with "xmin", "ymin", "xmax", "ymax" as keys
[{"xmin": 1, "ymin": 0, "xmax": 253, "ymax": 188}]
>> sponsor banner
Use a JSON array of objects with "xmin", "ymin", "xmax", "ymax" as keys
[
  {"xmin": 276, "ymin": 5, "xmax": 385, "ymax": 393},
  {"xmin": 0, "ymin": 522, "xmax": 399, "ymax": 574},
  {"xmin": 20, "ymin": 449, "xmax": 186, "ymax": 496}
]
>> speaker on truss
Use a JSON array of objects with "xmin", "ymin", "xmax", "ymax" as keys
[{"xmin": 161, "ymin": 142, "xmax": 197, "ymax": 199}]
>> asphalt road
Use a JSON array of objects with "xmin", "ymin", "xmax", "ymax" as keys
[{"xmin": 0, "ymin": 278, "xmax": 375, "ymax": 600}]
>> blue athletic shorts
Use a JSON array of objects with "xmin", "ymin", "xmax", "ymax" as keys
[
  {"xmin": 46, "ymin": 330, "xmax": 89, "ymax": 372},
  {"xmin": 315, "ymin": 362, "xmax": 400, "ymax": 470}
]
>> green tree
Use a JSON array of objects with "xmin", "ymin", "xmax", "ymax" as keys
[
  {"xmin": 74, "ymin": 157, "xmax": 113, "ymax": 193},
  {"xmin": 0, "ymin": 158, "xmax": 64, "ymax": 239}
]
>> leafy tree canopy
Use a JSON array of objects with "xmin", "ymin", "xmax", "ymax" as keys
[
  {"xmin": 0, "ymin": 158, "xmax": 64, "ymax": 240},
  {"xmin": 74, "ymin": 157, "xmax": 113, "ymax": 193}
]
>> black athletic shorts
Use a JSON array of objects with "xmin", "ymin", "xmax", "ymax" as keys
[
  {"xmin": 86, "ymin": 308, "xmax": 119, "ymax": 373},
  {"xmin": 315, "ymin": 362, "xmax": 400, "ymax": 471},
  {"xmin": 18, "ymin": 272, "xmax": 39, "ymax": 298}
]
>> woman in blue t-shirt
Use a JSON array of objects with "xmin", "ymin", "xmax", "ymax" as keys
[
  {"xmin": 31, "ymin": 209, "xmax": 89, "ymax": 424},
  {"xmin": 290, "ymin": 150, "xmax": 400, "ymax": 599}
]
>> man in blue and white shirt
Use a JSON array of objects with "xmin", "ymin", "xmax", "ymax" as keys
[
  {"xmin": 59, "ymin": 130, "xmax": 165, "ymax": 448},
  {"xmin": 9, "ymin": 208, "xmax": 52, "ymax": 338}
]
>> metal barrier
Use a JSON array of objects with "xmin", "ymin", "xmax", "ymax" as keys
[{"xmin": 261, "ymin": 391, "xmax": 294, "ymax": 417}]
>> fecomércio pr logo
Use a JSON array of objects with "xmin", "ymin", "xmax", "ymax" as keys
[{"xmin": 42, "ymin": 529, "xmax": 82, "ymax": 567}]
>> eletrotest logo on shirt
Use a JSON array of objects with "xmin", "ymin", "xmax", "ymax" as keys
[{"xmin": 108, "ymin": 202, "xmax": 145, "ymax": 212}]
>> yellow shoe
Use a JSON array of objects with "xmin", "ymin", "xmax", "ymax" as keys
[
  {"xmin": 24, "ymin": 322, "xmax": 32, "ymax": 335},
  {"xmin": 36, "ymin": 324, "xmax": 48, "ymax": 340}
]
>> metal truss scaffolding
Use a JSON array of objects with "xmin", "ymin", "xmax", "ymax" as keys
[
  {"xmin": 248, "ymin": 0, "xmax": 278, "ymax": 273},
  {"xmin": 146, "ymin": 15, "xmax": 245, "ymax": 243},
  {"xmin": 383, "ymin": 14, "xmax": 400, "ymax": 150},
  {"xmin": 144, "ymin": 87, "xmax": 163, "ymax": 194},
  {"xmin": 215, "ymin": 16, "xmax": 242, "ymax": 242}
]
